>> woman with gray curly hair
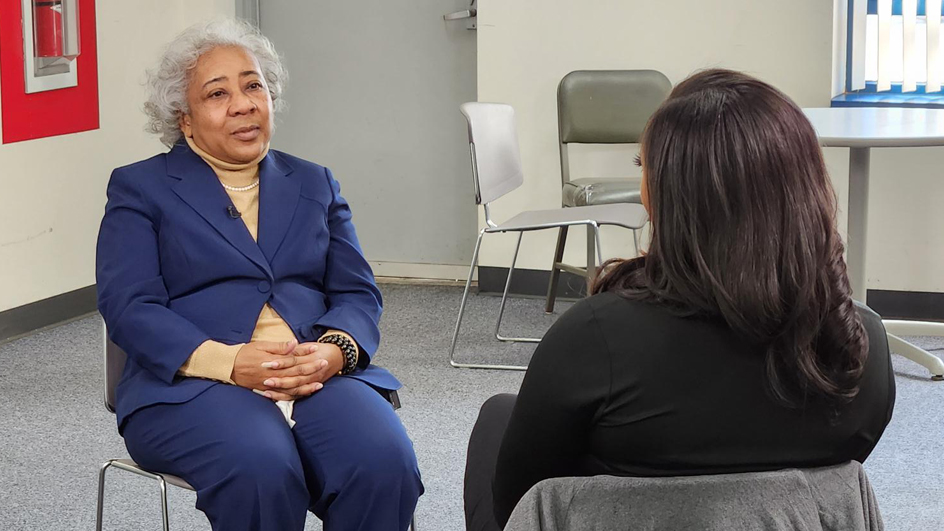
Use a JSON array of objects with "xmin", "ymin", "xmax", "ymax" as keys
[{"xmin": 96, "ymin": 19, "xmax": 422, "ymax": 531}]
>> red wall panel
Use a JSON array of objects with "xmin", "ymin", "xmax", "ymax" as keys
[{"xmin": 0, "ymin": 0, "xmax": 99, "ymax": 144}]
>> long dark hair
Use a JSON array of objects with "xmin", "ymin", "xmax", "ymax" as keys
[{"xmin": 593, "ymin": 69, "xmax": 868, "ymax": 406}]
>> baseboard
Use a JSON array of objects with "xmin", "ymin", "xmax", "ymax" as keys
[
  {"xmin": 477, "ymin": 266, "xmax": 588, "ymax": 300},
  {"xmin": 0, "ymin": 285, "xmax": 98, "ymax": 343},
  {"xmin": 479, "ymin": 267, "xmax": 944, "ymax": 321},
  {"xmin": 867, "ymin": 289, "xmax": 944, "ymax": 322},
  {"xmin": 370, "ymin": 261, "xmax": 473, "ymax": 282}
]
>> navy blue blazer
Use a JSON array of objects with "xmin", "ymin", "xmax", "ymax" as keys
[{"xmin": 96, "ymin": 142, "xmax": 399, "ymax": 428}]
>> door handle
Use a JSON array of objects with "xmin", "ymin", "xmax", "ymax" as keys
[{"xmin": 443, "ymin": 8, "xmax": 476, "ymax": 21}]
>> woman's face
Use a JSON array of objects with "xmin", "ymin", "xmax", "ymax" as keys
[
  {"xmin": 636, "ymin": 150, "xmax": 650, "ymax": 214},
  {"xmin": 640, "ymin": 167, "xmax": 649, "ymax": 214},
  {"xmin": 179, "ymin": 46, "xmax": 272, "ymax": 164}
]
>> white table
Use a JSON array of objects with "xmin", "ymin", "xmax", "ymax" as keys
[{"xmin": 804, "ymin": 107, "xmax": 944, "ymax": 381}]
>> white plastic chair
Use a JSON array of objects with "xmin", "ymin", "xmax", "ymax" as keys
[{"xmin": 449, "ymin": 103, "xmax": 648, "ymax": 370}]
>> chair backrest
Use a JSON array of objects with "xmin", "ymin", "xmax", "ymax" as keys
[
  {"xmin": 102, "ymin": 319, "xmax": 126, "ymax": 414},
  {"xmin": 459, "ymin": 102, "xmax": 524, "ymax": 206},
  {"xmin": 557, "ymin": 70, "xmax": 672, "ymax": 145},
  {"xmin": 504, "ymin": 461, "xmax": 882, "ymax": 531}
]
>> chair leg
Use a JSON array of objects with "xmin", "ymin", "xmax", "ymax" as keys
[
  {"xmin": 494, "ymin": 233, "xmax": 521, "ymax": 339},
  {"xmin": 450, "ymin": 229, "xmax": 488, "ymax": 368},
  {"xmin": 450, "ymin": 229, "xmax": 530, "ymax": 370},
  {"xmin": 545, "ymin": 226, "xmax": 569, "ymax": 314},
  {"xmin": 96, "ymin": 460, "xmax": 115, "ymax": 531},
  {"xmin": 593, "ymin": 225, "xmax": 603, "ymax": 266},
  {"xmin": 632, "ymin": 228, "xmax": 640, "ymax": 256},
  {"xmin": 494, "ymin": 232, "xmax": 540, "ymax": 346},
  {"xmin": 585, "ymin": 224, "xmax": 598, "ymax": 286},
  {"xmin": 158, "ymin": 477, "xmax": 170, "ymax": 531},
  {"xmin": 495, "ymin": 233, "xmax": 541, "ymax": 347}
]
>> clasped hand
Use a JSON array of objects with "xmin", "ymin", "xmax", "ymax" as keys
[{"xmin": 231, "ymin": 339, "xmax": 344, "ymax": 401}]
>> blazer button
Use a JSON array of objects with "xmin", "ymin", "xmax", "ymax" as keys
[{"xmin": 257, "ymin": 280, "xmax": 271, "ymax": 293}]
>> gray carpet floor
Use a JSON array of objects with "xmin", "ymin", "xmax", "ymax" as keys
[{"xmin": 0, "ymin": 284, "xmax": 941, "ymax": 530}]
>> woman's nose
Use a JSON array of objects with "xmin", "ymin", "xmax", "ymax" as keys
[{"xmin": 230, "ymin": 92, "xmax": 257, "ymax": 115}]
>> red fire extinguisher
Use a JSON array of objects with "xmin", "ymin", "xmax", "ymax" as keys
[{"xmin": 34, "ymin": 0, "xmax": 65, "ymax": 58}]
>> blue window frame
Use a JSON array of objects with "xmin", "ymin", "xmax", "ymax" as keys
[{"xmin": 836, "ymin": 0, "xmax": 944, "ymax": 108}]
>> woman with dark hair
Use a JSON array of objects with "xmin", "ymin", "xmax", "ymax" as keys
[{"xmin": 463, "ymin": 69, "xmax": 895, "ymax": 531}]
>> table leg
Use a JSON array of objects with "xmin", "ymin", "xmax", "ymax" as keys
[
  {"xmin": 846, "ymin": 147, "xmax": 870, "ymax": 302},
  {"xmin": 846, "ymin": 148, "xmax": 944, "ymax": 381}
]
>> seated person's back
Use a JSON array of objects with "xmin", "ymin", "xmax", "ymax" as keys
[
  {"xmin": 464, "ymin": 69, "xmax": 896, "ymax": 530},
  {"xmin": 495, "ymin": 292, "xmax": 892, "ymax": 484}
]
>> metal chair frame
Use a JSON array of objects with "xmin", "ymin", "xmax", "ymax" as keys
[
  {"xmin": 449, "ymin": 217, "xmax": 606, "ymax": 371},
  {"xmin": 448, "ymin": 104, "xmax": 648, "ymax": 370},
  {"xmin": 96, "ymin": 322, "xmax": 417, "ymax": 530}
]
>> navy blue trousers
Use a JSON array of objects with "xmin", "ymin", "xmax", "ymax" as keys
[{"xmin": 122, "ymin": 377, "xmax": 423, "ymax": 531}]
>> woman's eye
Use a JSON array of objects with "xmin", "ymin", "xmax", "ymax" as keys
[
  {"xmin": 209, "ymin": 90, "xmax": 225, "ymax": 98},
  {"xmin": 633, "ymin": 154, "xmax": 642, "ymax": 167},
  {"xmin": 248, "ymin": 82, "xmax": 263, "ymax": 90}
]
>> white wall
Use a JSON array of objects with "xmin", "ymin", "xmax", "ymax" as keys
[
  {"xmin": 477, "ymin": 0, "xmax": 944, "ymax": 294},
  {"xmin": 3, "ymin": 0, "xmax": 942, "ymax": 314},
  {"xmin": 0, "ymin": 0, "xmax": 235, "ymax": 312}
]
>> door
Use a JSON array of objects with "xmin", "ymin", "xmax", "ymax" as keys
[{"xmin": 257, "ymin": 1, "xmax": 478, "ymax": 275}]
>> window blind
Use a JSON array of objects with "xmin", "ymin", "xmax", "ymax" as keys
[
  {"xmin": 903, "ymin": 0, "xmax": 918, "ymax": 91},
  {"xmin": 877, "ymin": 0, "xmax": 893, "ymax": 90},
  {"xmin": 850, "ymin": 0, "xmax": 944, "ymax": 92},
  {"xmin": 929, "ymin": 0, "xmax": 943, "ymax": 90}
]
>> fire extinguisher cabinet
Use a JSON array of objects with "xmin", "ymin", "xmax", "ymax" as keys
[{"xmin": 22, "ymin": 0, "xmax": 81, "ymax": 92}]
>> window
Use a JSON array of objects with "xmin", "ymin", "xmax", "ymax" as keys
[{"xmin": 835, "ymin": 0, "xmax": 944, "ymax": 107}]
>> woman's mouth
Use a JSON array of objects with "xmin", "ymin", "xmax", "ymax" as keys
[{"xmin": 232, "ymin": 125, "xmax": 261, "ymax": 141}]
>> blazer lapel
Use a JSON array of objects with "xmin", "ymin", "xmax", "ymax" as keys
[
  {"xmin": 257, "ymin": 152, "xmax": 300, "ymax": 262},
  {"xmin": 166, "ymin": 143, "xmax": 273, "ymax": 277}
]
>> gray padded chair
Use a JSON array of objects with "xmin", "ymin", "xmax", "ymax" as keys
[
  {"xmin": 96, "ymin": 320, "xmax": 416, "ymax": 531},
  {"xmin": 449, "ymin": 103, "xmax": 648, "ymax": 370},
  {"xmin": 546, "ymin": 70, "xmax": 672, "ymax": 313},
  {"xmin": 504, "ymin": 461, "xmax": 884, "ymax": 531}
]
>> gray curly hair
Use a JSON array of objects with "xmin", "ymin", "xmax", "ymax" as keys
[{"xmin": 144, "ymin": 19, "xmax": 288, "ymax": 147}]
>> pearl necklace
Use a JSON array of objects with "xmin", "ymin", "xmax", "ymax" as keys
[{"xmin": 221, "ymin": 179, "xmax": 260, "ymax": 192}]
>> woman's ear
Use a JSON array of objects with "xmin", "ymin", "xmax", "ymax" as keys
[{"xmin": 178, "ymin": 113, "xmax": 193, "ymax": 138}]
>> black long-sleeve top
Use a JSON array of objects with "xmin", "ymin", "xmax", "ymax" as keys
[{"xmin": 493, "ymin": 292, "xmax": 896, "ymax": 526}]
